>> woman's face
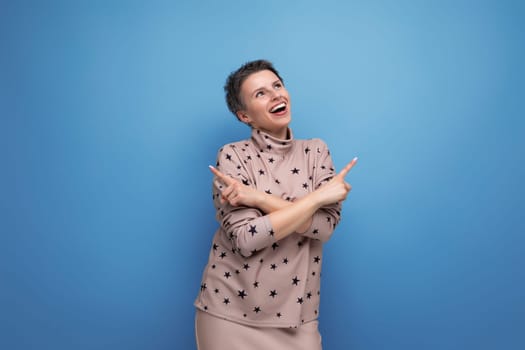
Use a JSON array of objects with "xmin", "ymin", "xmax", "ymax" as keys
[{"xmin": 237, "ymin": 70, "xmax": 291, "ymax": 139}]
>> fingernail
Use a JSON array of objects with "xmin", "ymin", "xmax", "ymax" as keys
[
  {"xmin": 209, "ymin": 165, "xmax": 214, "ymax": 169},
  {"xmin": 353, "ymin": 157, "xmax": 358, "ymax": 162}
]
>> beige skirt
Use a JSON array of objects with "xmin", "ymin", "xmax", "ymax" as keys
[{"xmin": 195, "ymin": 309, "xmax": 322, "ymax": 350}]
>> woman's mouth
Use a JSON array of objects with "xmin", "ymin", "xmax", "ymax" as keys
[{"xmin": 270, "ymin": 102, "xmax": 287, "ymax": 115}]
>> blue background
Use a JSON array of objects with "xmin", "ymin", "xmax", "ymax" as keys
[{"xmin": 2, "ymin": 1, "xmax": 524, "ymax": 349}]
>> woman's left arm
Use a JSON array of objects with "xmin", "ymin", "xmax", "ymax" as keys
[
  {"xmin": 209, "ymin": 165, "xmax": 314, "ymax": 232},
  {"xmin": 298, "ymin": 139, "xmax": 347, "ymax": 242},
  {"xmin": 210, "ymin": 138, "xmax": 350, "ymax": 241}
]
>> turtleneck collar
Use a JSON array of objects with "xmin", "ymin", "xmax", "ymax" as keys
[{"xmin": 250, "ymin": 128, "xmax": 295, "ymax": 156}]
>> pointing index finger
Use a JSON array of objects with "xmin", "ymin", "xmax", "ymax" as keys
[
  {"xmin": 209, "ymin": 165, "xmax": 234, "ymax": 185},
  {"xmin": 337, "ymin": 157, "xmax": 358, "ymax": 179}
]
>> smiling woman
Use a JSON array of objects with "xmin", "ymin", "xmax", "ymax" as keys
[
  {"xmin": 193, "ymin": 60, "xmax": 358, "ymax": 350},
  {"xmin": 235, "ymin": 70, "xmax": 291, "ymax": 139}
]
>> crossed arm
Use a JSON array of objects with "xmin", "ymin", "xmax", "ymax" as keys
[{"xmin": 210, "ymin": 157, "xmax": 357, "ymax": 241}]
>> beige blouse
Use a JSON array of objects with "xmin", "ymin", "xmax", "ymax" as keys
[{"xmin": 194, "ymin": 128, "xmax": 342, "ymax": 328}]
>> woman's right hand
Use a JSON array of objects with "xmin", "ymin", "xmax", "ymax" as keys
[{"xmin": 312, "ymin": 157, "xmax": 358, "ymax": 207}]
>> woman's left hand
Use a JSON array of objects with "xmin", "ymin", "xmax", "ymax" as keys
[{"xmin": 209, "ymin": 166, "xmax": 263, "ymax": 207}]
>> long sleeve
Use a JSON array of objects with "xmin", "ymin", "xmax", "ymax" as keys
[
  {"xmin": 196, "ymin": 129, "xmax": 348, "ymax": 328},
  {"xmin": 212, "ymin": 146, "xmax": 276, "ymax": 257},
  {"xmin": 300, "ymin": 139, "xmax": 342, "ymax": 242}
]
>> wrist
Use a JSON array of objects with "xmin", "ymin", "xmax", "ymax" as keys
[
  {"xmin": 254, "ymin": 191, "xmax": 266, "ymax": 208},
  {"xmin": 306, "ymin": 190, "xmax": 324, "ymax": 209}
]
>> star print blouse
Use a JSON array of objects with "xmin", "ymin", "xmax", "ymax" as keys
[{"xmin": 194, "ymin": 128, "xmax": 342, "ymax": 328}]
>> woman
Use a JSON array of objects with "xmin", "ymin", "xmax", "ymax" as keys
[{"xmin": 194, "ymin": 59, "xmax": 357, "ymax": 350}]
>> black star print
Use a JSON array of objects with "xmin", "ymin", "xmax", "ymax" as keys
[
  {"xmin": 268, "ymin": 229, "xmax": 274, "ymax": 236},
  {"xmin": 223, "ymin": 297, "xmax": 230, "ymax": 305},
  {"xmin": 224, "ymin": 272, "xmax": 231, "ymax": 279},
  {"xmin": 247, "ymin": 155, "xmax": 252, "ymax": 160},
  {"xmin": 253, "ymin": 281, "xmax": 259, "ymax": 288},
  {"xmin": 326, "ymin": 216, "xmax": 331, "ymax": 222},
  {"xmin": 225, "ymin": 154, "xmax": 232, "ymax": 161},
  {"xmin": 297, "ymin": 297, "xmax": 304, "ymax": 304},
  {"xmin": 242, "ymin": 179, "xmax": 249, "ymax": 185},
  {"xmin": 259, "ymin": 169, "xmax": 265, "ymax": 175},
  {"xmin": 266, "ymin": 144, "xmax": 272, "ymax": 150},
  {"xmin": 248, "ymin": 225, "xmax": 257, "ymax": 235},
  {"xmin": 302, "ymin": 183, "xmax": 308, "ymax": 189},
  {"xmin": 269, "ymin": 290, "xmax": 278, "ymax": 298},
  {"xmin": 200, "ymin": 283, "xmax": 207, "ymax": 291},
  {"xmin": 292, "ymin": 276, "xmax": 300, "ymax": 286},
  {"xmin": 253, "ymin": 306, "xmax": 261, "ymax": 314},
  {"xmin": 291, "ymin": 167, "xmax": 300, "ymax": 174},
  {"xmin": 243, "ymin": 263, "xmax": 250, "ymax": 270},
  {"xmin": 305, "ymin": 147, "xmax": 310, "ymax": 154},
  {"xmin": 212, "ymin": 264, "xmax": 216, "ymax": 269},
  {"xmin": 265, "ymin": 189, "xmax": 272, "ymax": 194},
  {"xmin": 214, "ymin": 288, "xmax": 219, "ymax": 294},
  {"xmin": 219, "ymin": 251, "xmax": 227, "ymax": 259},
  {"xmin": 313, "ymin": 229, "xmax": 319, "ymax": 234},
  {"xmin": 314, "ymin": 256, "xmax": 321, "ymax": 264},
  {"xmin": 235, "ymin": 269, "xmax": 240, "ymax": 274},
  {"xmin": 275, "ymin": 179, "xmax": 280, "ymax": 184},
  {"xmin": 270, "ymin": 263, "xmax": 277, "ymax": 270},
  {"xmin": 276, "ymin": 312, "xmax": 282, "ymax": 318},
  {"xmin": 282, "ymin": 257, "xmax": 289, "ymax": 264},
  {"xmin": 271, "ymin": 242, "xmax": 279, "ymax": 250},
  {"xmin": 268, "ymin": 157, "xmax": 275, "ymax": 163},
  {"xmin": 213, "ymin": 243, "xmax": 219, "ymax": 250},
  {"xmin": 307, "ymin": 292, "xmax": 312, "ymax": 299},
  {"xmin": 237, "ymin": 290, "xmax": 247, "ymax": 299}
]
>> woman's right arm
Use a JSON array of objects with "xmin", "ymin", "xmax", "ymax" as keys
[
  {"xmin": 213, "ymin": 158, "xmax": 357, "ymax": 242},
  {"xmin": 267, "ymin": 159, "xmax": 356, "ymax": 241}
]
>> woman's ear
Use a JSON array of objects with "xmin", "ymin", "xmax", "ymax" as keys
[{"xmin": 237, "ymin": 111, "xmax": 250, "ymax": 124}]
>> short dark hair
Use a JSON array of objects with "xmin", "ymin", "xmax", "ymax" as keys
[{"xmin": 224, "ymin": 59, "xmax": 284, "ymax": 120}]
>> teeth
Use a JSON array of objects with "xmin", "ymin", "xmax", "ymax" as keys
[{"xmin": 270, "ymin": 103, "xmax": 286, "ymax": 113}]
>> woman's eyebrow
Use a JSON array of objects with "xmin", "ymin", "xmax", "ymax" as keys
[{"xmin": 251, "ymin": 80, "xmax": 281, "ymax": 95}]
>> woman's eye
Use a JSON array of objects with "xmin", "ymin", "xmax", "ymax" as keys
[
  {"xmin": 255, "ymin": 91, "xmax": 264, "ymax": 97},
  {"xmin": 274, "ymin": 83, "xmax": 282, "ymax": 89}
]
